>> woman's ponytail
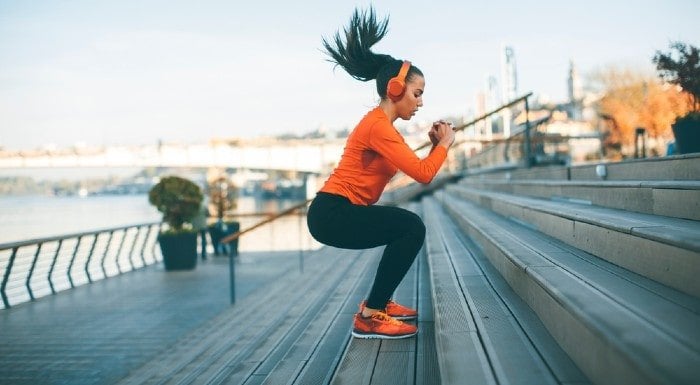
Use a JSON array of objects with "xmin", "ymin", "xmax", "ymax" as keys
[
  {"xmin": 323, "ymin": 7, "xmax": 422, "ymax": 100},
  {"xmin": 322, "ymin": 7, "xmax": 396, "ymax": 82}
]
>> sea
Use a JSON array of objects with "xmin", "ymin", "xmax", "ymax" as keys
[{"xmin": 0, "ymin": 194, "xmax": 319, "ymax": 251}]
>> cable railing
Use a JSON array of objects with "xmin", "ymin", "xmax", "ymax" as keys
[{"xmin": 0, "ymin": 221, "xmax": 161, "ymax": 309}]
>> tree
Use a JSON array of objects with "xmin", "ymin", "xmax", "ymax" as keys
[
  {"xmin": 653, "ymin": 42, "xmax": 700, "ymax": 112},
  {"xmin": 592, "ymin": 66, "xmax": 692, "ymax": 154}
]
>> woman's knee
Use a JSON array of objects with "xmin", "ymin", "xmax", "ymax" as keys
[{"xmin": 404, "ymin": 211, "xmax": 426, "ymax": 240}]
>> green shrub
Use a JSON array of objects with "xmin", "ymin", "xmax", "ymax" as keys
[{"xmin": 148, "ymin": 176, "xmax": 203, "ymax": 233}]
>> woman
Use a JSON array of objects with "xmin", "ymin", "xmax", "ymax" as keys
[{"xmin": 307, "ymin": 8, "xmax": 454, "ymax": 339}]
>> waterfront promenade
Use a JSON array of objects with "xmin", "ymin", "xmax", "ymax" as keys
[
  {"xmin": 0, "ymin": 251, "xmax": 301, "ymax": 385},
  {"xmin": 1, "ymin": 154, "xmax": 699, "ymax": 385}
]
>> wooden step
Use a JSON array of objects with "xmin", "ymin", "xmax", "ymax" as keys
[
  {"xmin": 116, "ymin": 246, "xmax": 362, "ymax": 384},
  {"xmin": 330, "ymin": 203, "xmax": 441, "ymax": 385}
]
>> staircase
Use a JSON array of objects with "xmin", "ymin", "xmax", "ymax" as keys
[{"xmin": 423, "ymin": 154, "xmax": 700, "ymax": 385}]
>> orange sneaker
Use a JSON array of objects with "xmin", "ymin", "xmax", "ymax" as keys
[
  {"xmin": 360, "ymin": 300, "xmax": 418, "ymax": 320},
  {"xmin": 352, "ymin": 311, "xmax": 417, "ymax": 339}
]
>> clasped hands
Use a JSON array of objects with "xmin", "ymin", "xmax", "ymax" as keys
[{"xmin": 429, "ymin": 120, "xmax": 455, "ymax": 148}]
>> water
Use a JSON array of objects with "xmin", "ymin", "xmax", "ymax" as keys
[{"xmin": 0, "ymin": 194, "xmax": 319, "ymax": 251}]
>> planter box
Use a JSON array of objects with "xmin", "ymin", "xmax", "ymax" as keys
[
  {"xmin": 672, "ymin": 115, "xmax": 700, "ymax": 154},
  {"xmin": 158, "ymin": 231, "xmax": 198, "ymax": 270},
  {"xmin": 208, "ymin": 221, "xmax": 240, "ymax": 256}
]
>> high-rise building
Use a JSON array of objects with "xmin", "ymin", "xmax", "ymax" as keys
[
  {"xmin": 485, "ymin": 75, "xmax": 501, "ymax": 137},
  {"xmin": 568, "ymin": 60, "xmax": 582, "ymax": 103},
  {"xmin": 500, "ymin": 45, "xmax": 518, "ymax": 136},
  {"xmin": 568, "ymin": 60, "xmax": 583, "ymax": 120},
  {"xmin": 501, "ymin": 45, "xmax": 518, "ymax": 103}
]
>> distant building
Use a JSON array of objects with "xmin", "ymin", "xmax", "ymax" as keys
[
  {"xmin": 567, "ymin": 60, "xmax": 583, "ymax": 120},
  {"xmin": 501, "ymin": 45, "xmax": 518, "ymax": 137},
  {"xmin": 485, "ymin": 74, "xmax": 501, "ymax": 137},
  {"xmin": 501, "ymin": 45, "xmax": 518, "ymax": 103}
]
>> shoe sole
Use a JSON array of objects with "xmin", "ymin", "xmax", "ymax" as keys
[
  {"xmin": 390, "ymin": 314, "xmax": 417, "ymax": 321},
  {"xmin": 351, "ymin": 330, "xmax": 417, "ymax": 339}
]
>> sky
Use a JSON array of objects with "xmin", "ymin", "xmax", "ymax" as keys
[{"xmin": 1, "ymin": 0, "xmax": 698, "ymax": 150}]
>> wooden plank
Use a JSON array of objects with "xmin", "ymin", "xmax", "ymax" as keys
[
  {"xmin": 257, "ymin": 249, "xmax": 380, "ymax": 385},
  {"xmin": 415, "ymin": 247, "xmax": 440, "ymax": 385},
  {"xmin": 291, "ymin": 249, "xmax": 377, "ymax": 385},
  {"xmin": 421, "ymin": 199, "xmax": 497, "ymax": 385},
  {"xmin": 115, "ymin": 248, "xmax": 350, "ymax": 385},
  {"xmin": 204, "ymin": 249, "xmax": 362, "ymax": 385}
]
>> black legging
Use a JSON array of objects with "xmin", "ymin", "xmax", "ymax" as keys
[{"xmin": 307, "ymin": 192, "xmax": 425, "ymax": 310}]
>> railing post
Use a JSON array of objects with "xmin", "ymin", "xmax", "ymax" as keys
[
  {"xmin": 228, "ymin": 240, "xmax": 236, "ymax": 305},
  {"xmin": 67, "ymin": 236, "xmax": 83, "ymax": 288},
  {"xmin": 298, "ymin": 206, "xmax": 304, "ymax": 274},
  {"xmin": 523, "ymin": 97, "xmax": 533, "ymax": 168},
  {"xmin": 114, "ymin": 229, "xmax": 129, "ymax": 274},
  {"xmin": 85, "ymin": 233, "xmax": 100, "ymax": 283},
  {"xmin": 101, "ymin": 231, "xmax": 114, "ymax": 278},
  {"xmin": 48, "ymin": 240, "xmax": 64, "ymax": 294},
  {"xmin": 1, "ymin": 247, "xmax": 19, "ymax": 308},
  {"xmin": 139, "ymin": 225, "xmax": 152, "ymax": 266},
  {"xmin": 26, "ymin": 243, "xmax": 43, "ymax": 301},
  {"xmin": 152, "ymin": 223, "xmax": 162, "ymax": 262},
  {"xmin": 127, "ymin": 226, "xmax": 142, "ymax": 270}
]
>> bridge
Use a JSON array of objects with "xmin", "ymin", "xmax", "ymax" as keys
[{"xmin": 0, "ymin": 138, "xmax": 354, "ymax": 174}]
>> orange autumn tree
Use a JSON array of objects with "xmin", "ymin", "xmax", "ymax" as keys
[{"xmin": 593, "ymin": 66, "xmax": 692, "ymax": 155}]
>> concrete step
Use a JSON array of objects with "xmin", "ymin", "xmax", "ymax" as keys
[
  {"xmin": 421, "ymin": 197, "xmax": 590, "ymax": 385},
  {"xmin": 458, "ymin": 178, "xmax": 700, "ymax": 220},
  {"xmin": 116, "ymin": 246, "xmax": 369, "ymax": 385},
  {"xmin": 446, "ymin": 184, "xmax": 700, "ymax": 298},
  {"xmin": 435, "ymin": 191, "xmax": 700, "ymax": 385},
  {"xmin": 464, "ymin": 154, "xmax": 700, "ymax": 181}
]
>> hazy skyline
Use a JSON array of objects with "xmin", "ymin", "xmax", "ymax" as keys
[{"xmin": 1, "ymin": 0, "xmax": 698, "ymax": 150}]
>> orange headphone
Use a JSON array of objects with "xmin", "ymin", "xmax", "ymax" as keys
[{"xmin": 386, "ymin": 61, "xmax": 411, "ymax": 102}]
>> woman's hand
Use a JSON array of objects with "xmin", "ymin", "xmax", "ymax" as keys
[
  {"xmin": 431, "ymin": 120, "xmax": 455, "ymax": 148},
  {"xmin": 429, "ymin": 125, "xmax": 440, "ymax": 147}
]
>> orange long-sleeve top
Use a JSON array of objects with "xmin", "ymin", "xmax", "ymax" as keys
[{"xmin": 319, "ymin": 106, "xmax": 448, "ymax": 206}]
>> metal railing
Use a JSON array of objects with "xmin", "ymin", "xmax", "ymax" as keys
[
  {"xmin": 220, "ymin": 199, "xmax": 312, "ymax": 304},
  {"xmin": 0, "ymin": 222, "xmax": 161, "ymax": 309}
]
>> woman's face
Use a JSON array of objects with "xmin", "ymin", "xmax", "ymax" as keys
[{"xmin": 396, "ymin": 75, "xmax": 425, "ymax": 120}]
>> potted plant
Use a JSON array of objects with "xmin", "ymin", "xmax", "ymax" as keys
[
  {"xmin": 653, "ymin": 41, "xmax": 700, "ymax": 154},
  {"xmin": 206, "ymin": 176, "xmax": 240, "ymax": 256},
  {"xmin": 148, "ymin": 175, "xmax": 203, "ymax": 270}
]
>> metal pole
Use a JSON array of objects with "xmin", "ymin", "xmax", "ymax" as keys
[
  {"xmin": 228, "ymin": 242, "xmax": 236, "ymax": 305},
  {"xmin": 139, "ymin": 225, "xmax": 152, "ymax": 266},
  {"xmin": 298, "ymin": 206, "xmax": 304, "ymax": 274},
  {"xmin": 26, "ymin": 243, "xmax": 43, "ymax": 301},
  {"xmin": 1, "ymin": 247, "xmax": 18, "ymax": 308},
  {"xmin": 524, "ymin": 97, "xmax": 533, "ymax": 168},
  {"xmin": 101, "ymin": 231, "xmax": 114, "ymax": 279},
  {"xmin": 113, "ymin": 229, "xmax": 129, "ymax": 274},
  {"xmin": 67, "ymin": 236, "xmax": 82, "ymax": 288},
  {"xmin": 127, "ymin": 227, "xmax": 140, "ymax": 270},
  {"xmin": 85, "ymin": 234, "xmax": 100, "ymax": 283},
  {"xmin": 48, "ymin": 239, "xmax": 63, "ymax": 294}
]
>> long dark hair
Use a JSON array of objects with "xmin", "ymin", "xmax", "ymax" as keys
[{"xmin": 322, "ymin": 7, "xmax": 423, "ymax": 99}]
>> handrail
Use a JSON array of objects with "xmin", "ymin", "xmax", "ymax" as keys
[
  {"xmin": 413, "ymin": 92, "xmax": 534, "ymax": 151},
  {"xmin": 0, "ymin": 221, "xmax": 160, "ymax": 250},
  {"xmin": 220, "ymin": 199, "xmax": 312, "ymax": 245},
  {"xmin": 0, "ymin": 221, "xmax": 162, "ymax": 309},
  {"xmin": 220, "ymin": 92, "xmax": 537, "ymax": 249}
]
